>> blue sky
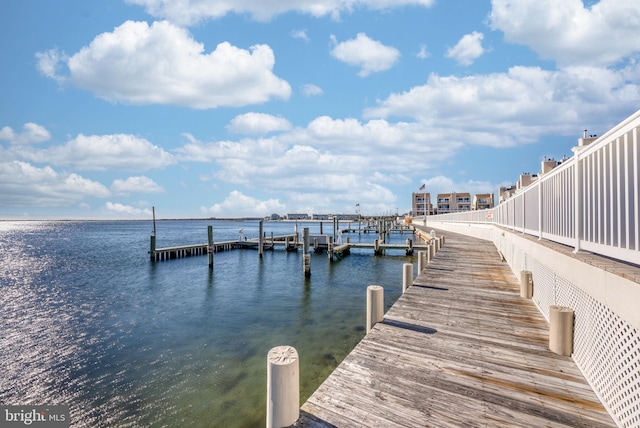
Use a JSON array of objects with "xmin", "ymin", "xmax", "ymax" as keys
[{"xmin": 1, "ymin": 0, "xmax": 639, "ymax": 219}]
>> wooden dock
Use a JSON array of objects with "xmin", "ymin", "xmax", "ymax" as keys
[{"xmin": 299, "ymin": 228, "xmax": 615, "ymax": 427}]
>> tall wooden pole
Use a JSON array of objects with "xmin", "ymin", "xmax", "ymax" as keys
[
  {"xmin": 208, "ymin": 225, "xmax": 214, "ymax": 269},
  {"xmin": 303, "ymin": 227, "xmax": 311, "ymax": 277},
  {"xmin": 259, "ymin": 219, "xmax": 264, "ymax": 258}
]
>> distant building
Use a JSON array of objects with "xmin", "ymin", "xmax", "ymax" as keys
[
  {"xmin": 413, "ymin": 190, "xmax": 494, "ymax": 214},
  {"xmin": 473, "ymin": 193, "xmax": 494, "ymax": 210},
  {"xmin": 411, "ymin": 192, "xmax": 434, "ymax": 217},
  {"xmin": 287, "ymin": 213, "xmax": 310, "ymax": 220},
  {"xmin": 437, "ymin": 192, "xmax": 471, "ymax": 213},
  {"xmin": 312, "ymin": 214, "xmax": 331, "ymax": 220}
]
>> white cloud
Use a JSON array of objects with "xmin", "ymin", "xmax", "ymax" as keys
[
  {"xmin": 0, "ymin": 161, "xmax": 110, "ymax": 207},
  {"xmin": 419, "ymin": 175, "xmax": 496, "ymax": 197},
  {"xmin": 105, "ymin": 202, "xmax": 153, "ymax": 216},
  {"xmin": 490, "ymin": 0, "xmax": 640, "ymax": 66},
  {"xmin": 37, "ymin": 20, "xmax": 291, "ymax": 109},
  {"xmin": 0, "ymin": 123, "xmax": 51, "ymax": 145},
  {"xmin": 417, "ymin": 44, "xmax": 430, "ymax": 59},
  {"xmin": 301, "ymin": 83, "xmax": 323, "ymax": 96},
  {"xmin": 226, "ymin": 113, "xmax": 293, "ymax": 135},
  {"xmin": 22, "ymin": 133, "xmax": 175, "ymax": 171},
  {"xmin": 126, "ymin": 0, "xmax": 435, "ymax": 25},
  {"xmin": 291, "ymin": 29, "xmax": 309, "ymax": 41},
  {"xmin": 111, "ymin": 176, "xmax": 165, "ymax": 194},
  {"xmin": 446, "ymin": 31, "xmax": 485, "ymax": 66},
  {"xmin": 35, "ymin": 49, "xmax": 66, "ymax": 83},
  {"xmin": 364, "ymin": 65, "xmax": 640, "ymax": 146},
  {"xmin": 330, "ymin": 33, "xmax": 400, "ymax": 77},
  {"xmin": 201, "ymin": 190, "xmax": 285, "ymax": 217}
]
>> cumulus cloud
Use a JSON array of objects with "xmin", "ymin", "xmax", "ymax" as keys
[
  {"xmin": 0, "ymin": 123, "xmax": 51, "ymax": 145},
  {"xmin": 111, "ymin": 176, "xmax": 165, "ymax": 194},
  {"xmin": 418, "ymin": 175, "xmax": 496, "ymax": 197},
  {"xmin": 446, "ymin": 31, "xmax": 485, "ymax": 66},
  {"xmin": 201, "ymin": 190, "xmax": 285, "ymax": 217},
  {"xmin": 301, "ymin": 83, "xmax": 323, "ymax": 96},
  {"xmin": 291, "ymin": 29, "xmax": 309, "ymax": 41},
  {"xmin": 36, "ymin": 20, "xmax": 291, "ymax": 109},
  {"xmin": 126, "ymin": 0, "xmax": 435, "ymax": 25},
  {"xmin": 417, "ymin": 44, "xmax": 430, "ymax": 59},
  {"xmin": 0, "ymin": 161, "xmax": 110, "ymax": 207},
  {"xmin": 490, "ymin": 0, "xmax": 640, "ymax": 66},
  {"xmin": 226, "ymin": 113, "xmax": 293, "ymax": 135},
  {"xmin": 330, "ymin": 33, "xmax": 400, "ymax": 77},
  {"xmin": 21, "ymin": 133, "xmax": 175, "ymax": 171},
  {"xmin": 364, "ymin": 64, "xmax": 640, "ymax": 146}
]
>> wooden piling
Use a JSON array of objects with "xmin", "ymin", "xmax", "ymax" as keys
[
  {"xmin": 366, "ymin": 285, "xmax": 384, "ymax": 333},
  {"xmin": 520, "ymin": 270, "xmax": 533, "ymax": 298},
  {"xmin": 266, "ymin": 346, "xmax": 299, "ymax": 428},
  {"xmin": 149, "ymin": 234, "xmax": 156, "ymax": 261},
  {"xmin": 549, "ymin": 306, "xmax": 574, "ymax": 356},
  {"xmin": 402, "ymin": 263, "xmax": 413, "ymax": 293},
  {"xmin": 418, "ymin": 250, "xmax": 425, "ymax": 272},
  {"xmin": 259, "ymin": 220, "xmax": 264, "ymax": 258},
  {"xmin": 303, "ymin": 228, "xmax": 311, "ymax": 277},
  {"xmin": 207, "ymin": 225, "xmax": 214, "ymax": 269}
]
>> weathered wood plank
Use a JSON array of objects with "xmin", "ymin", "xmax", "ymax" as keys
[{"xmin": 299, "ymin": 227, "xmax": 615, "ymax": 427}]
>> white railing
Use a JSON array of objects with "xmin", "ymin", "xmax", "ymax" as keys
[{"xmin": 428, "ymin": 109, "xmax": 640, "ymax": 266}]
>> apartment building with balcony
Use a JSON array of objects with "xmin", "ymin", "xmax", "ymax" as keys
[
  {"xmin": 473, "ymin": 193, "xmax": 494, "ymax": 210},
  {"xmin": 411, "ymin": 192, "xmax": 434, "ymax": 217}
]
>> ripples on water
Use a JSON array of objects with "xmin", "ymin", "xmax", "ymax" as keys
[{"xmin": 0, "ymin": 220, "xmax": 413, "ymax": 427}]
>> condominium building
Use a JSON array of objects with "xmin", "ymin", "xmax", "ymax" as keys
[
  {"xmin": 473, "ymin": 193, "xmax": 494, "ymax": 210},
  {"xmin": 413, "ymin": 191, "xmax": 494, "ymax": 215},
  {"xmin": 437, "ymin": 192, "xmax": 472, "ymax": 213},
  {"xmin": 411, "ymin": 192, "xmax": 434, "ymax": 216}
]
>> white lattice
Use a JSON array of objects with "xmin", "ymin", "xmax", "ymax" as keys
[{"xmin": 516, "ymin": 250, "xmax": 640, "ymax": 428}]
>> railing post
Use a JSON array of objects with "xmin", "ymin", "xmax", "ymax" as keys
[{"xmin": 572, "ymin": 149, "xmax": 582, "ymax": 253}]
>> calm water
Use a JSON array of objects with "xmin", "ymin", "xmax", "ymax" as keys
[{"xmin": 0, "ymin": 220, "xmax": 415, "ymax": 427}]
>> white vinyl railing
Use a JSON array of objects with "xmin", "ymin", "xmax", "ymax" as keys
[{"xmin": 430, "ymin": 109, "xmax": 640, "ymax": 266}]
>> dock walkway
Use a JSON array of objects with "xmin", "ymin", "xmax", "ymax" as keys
[{"xmin": 299, "ymin": 227, "xmax": 615, "ymax": 427}]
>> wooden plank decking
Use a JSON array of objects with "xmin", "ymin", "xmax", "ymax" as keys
[{"xmin": 299, "ymin": 228, "xmax": 615, "ymax": 427}]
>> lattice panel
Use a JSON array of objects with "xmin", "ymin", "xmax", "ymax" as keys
[{"xmin": 521, "ymin": 251, "xmax": 640, "ymax": 428}]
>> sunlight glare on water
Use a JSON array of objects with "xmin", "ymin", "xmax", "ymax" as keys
[{"xmin": 0, "ymin": 220, "xmax": 413, "ymax": 427}]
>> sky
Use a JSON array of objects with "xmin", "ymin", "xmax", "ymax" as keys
[{"xmin": 1, "ymin": 0, "xmax": 639, "ymax": 219}]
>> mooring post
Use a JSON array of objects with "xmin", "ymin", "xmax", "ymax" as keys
[
  {"xmin": 149, "ymin": 234, "xmax": 156, "ymax": 261},
  {"xmin": 405, "ymin": 238, "xmax": 413, "ymax": 255},
  {"xmin": 207, "ymin": 225, "xmax": 214, "ymax": 269},
  {"xmin": 366, "ymin": 285, "xmax": 384, "ymax": 333},
  {"xmin": 520, "ymin": 270, "xmax": 533, "ymax": 298},
  {"xmin": 402, "ymin": 263, "xmax": 413, "ymax": 293},
  {"xmin": 266, "ymin": 346, "xmax": 299, "ymax": 428},
  {"xmin": 418, "ymin": 250, "xmax": 425, "ymax": 273},
  {"xmin": 259, "ymin": 219, "xmax": 264, "ymax": 258},
  {"xmin": 333, "ymin": 216, "xmax": 338, "ymax": 244},
  {"xmin": 373, "ymin": 238, "xmax": 380, "ymax": 255},
  {"xmin": 327, "ymin": 237, "xmax": 334, "ymax": 261},
  {"xmin": 549, "ymin": 306, "xmax": 574, "ymax": 356},
  {"xmin": 303, "ymin": 227, "xmax": 311, "ymax": 277}
]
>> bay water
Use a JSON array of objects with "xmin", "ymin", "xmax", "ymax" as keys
[{"xmin": 0, "ymin": 219, "xmax": 415, "ymax": 427}]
